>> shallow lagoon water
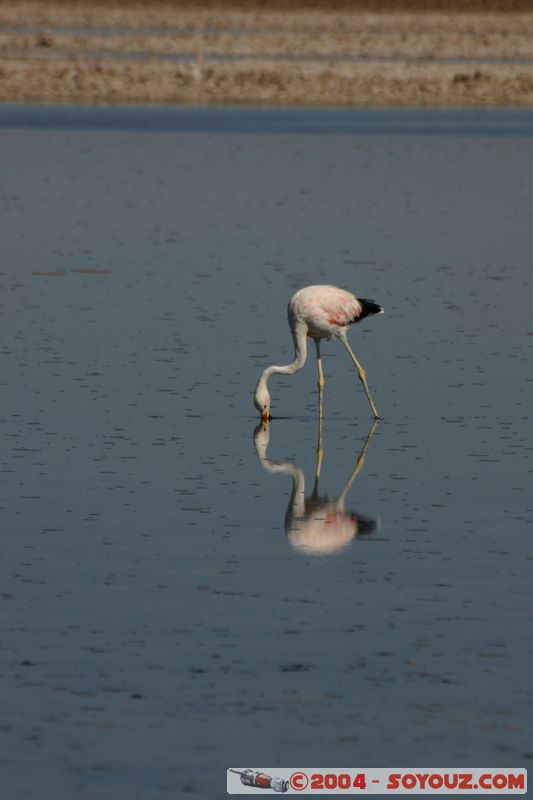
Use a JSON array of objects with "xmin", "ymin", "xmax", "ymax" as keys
[{"xmin": 0, "ymin": 106, "xmax": 532, "ymax": 798}]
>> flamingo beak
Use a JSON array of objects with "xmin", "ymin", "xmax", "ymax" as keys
[{"xmin": 261, "ymin": 408, "xmax": 271, "ymax": 423}]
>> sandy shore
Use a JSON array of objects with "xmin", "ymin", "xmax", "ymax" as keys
[{"xmin": 1, "ymin": 1, "xmax": 533, "ymax": 105}]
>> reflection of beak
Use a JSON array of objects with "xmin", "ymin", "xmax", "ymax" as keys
[{"xmin": 261, "ymin": 409, "xmax": 270, "ymax": 423}]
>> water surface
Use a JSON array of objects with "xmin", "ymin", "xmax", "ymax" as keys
[{"xmin": 0, "ymin": 105, "xmax": 532, "ymax": 798}]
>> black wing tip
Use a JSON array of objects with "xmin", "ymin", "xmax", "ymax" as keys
[{"xmin": 357, "ymin": 298, "xmax": 384, "ymax": 321}]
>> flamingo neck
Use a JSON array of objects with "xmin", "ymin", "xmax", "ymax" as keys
[{"xmin": 258, "ymin": 322, "xmax": 308, "ymax": 394}]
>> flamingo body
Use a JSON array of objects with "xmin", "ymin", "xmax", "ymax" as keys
[
  {"xmin": 290, "ymin": 285, "xmax": 379, "ymax": 340},
  {"xmin": 254, "ymin": 284, "xmax": 382, "ymax": 420}
]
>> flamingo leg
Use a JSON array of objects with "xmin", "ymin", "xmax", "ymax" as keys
[
  {"xmin": 314, "ymin": 338, "xmax": 324, "ymax": 480},
  {"xmin": 340, "ymin": 334, "xmax": 380, "ymax": 420},
  {"xmin": 314, "ymin": 339, "xmax": 325, "ymax": 419}
]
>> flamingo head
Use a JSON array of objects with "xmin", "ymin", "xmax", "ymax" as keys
[{"xmin": 254, "ymin": 383, "xmax": 271, "ymax": 423}]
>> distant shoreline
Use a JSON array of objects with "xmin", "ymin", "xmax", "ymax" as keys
[
  {"xmin": 16, "ymin": 0, "xmax": 533, "ymax": 9},
  {"xmin": 1, "ymin": 1, "xmax": 533, "ymax": 106}
]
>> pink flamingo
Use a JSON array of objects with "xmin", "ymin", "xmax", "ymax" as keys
[{"xmin": 254, "ymin": 285, "xmax": 383, "ymax": 422}]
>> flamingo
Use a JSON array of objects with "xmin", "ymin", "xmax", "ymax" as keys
[{"xmin": 254, "ymin": 285, "xmax": 383, "ymax": 422}]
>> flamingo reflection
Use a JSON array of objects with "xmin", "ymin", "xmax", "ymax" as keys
[{"xmin": 253, "ymin": 419, "xmax": 378, "ymax": 556}]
